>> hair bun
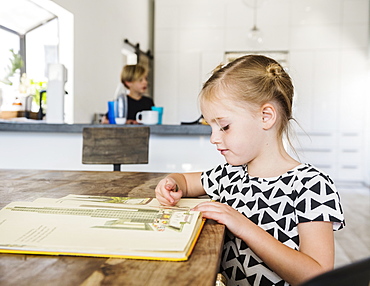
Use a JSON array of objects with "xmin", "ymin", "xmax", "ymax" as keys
[{"xmin": 266, "ymin": 63, "xmax": 284, "ymax": 79}]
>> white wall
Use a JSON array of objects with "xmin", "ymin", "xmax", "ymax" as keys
[
  {"xmin": 52, "ymin": 0, "xmax": 152, "ymax": 124},
  {"xmin": 5, "ymin": 0, "xmax": 367, "ymax": 183},
  {"xmin": 153, "ymin": 0, "xmax": 370, "ymax": 184},
  {"xmin": 154, "ymin": 0, "xmax": 369, "ymax": 125}
]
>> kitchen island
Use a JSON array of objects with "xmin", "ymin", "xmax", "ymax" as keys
[
  {"xmin": 0, "ymin": 122, "xmax": 212, "ymax": 134},
  {"xmin": 1, "ymin": 121, "xmax": 366, "ymax": 183},
  {"xmin": 0, "ymin": 122, "xmax": 224, "ymax": 172}
]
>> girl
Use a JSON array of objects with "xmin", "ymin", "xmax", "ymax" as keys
[{"xmin": 155, "ymin": 55, "xmax": 344, "ymax": 286}]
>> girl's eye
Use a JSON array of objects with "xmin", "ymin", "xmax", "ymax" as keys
[{"xmin": 220, "ymin": 125, "xmax": 230, "ymax": 131}]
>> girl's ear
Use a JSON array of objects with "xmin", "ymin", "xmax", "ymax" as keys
[{"xmin": 261, "ymin": 103, "xmax": 277, "ymax": 130}]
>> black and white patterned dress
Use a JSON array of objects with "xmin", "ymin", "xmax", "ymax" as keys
[{"xmin": 201, "ymin": 163, "xmax": 345, "ymax": 286}]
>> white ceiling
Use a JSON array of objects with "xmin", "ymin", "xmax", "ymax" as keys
[{"xmin": 0, "ymin": 0, "xmax": 56, "ymax": 35}]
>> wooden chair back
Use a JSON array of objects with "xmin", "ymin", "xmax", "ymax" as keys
[{"xmin": 82, "ymin": 127, "xmax": 150, "ymax": 171}]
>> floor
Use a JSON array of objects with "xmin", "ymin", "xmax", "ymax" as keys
[{"xmin": 333, "ymin": 182, "xmax": 370, "ymax": 268}]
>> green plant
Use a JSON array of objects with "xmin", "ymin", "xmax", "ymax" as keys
[
  {"xmin": 29, "ymin": 79, "xmax": 47, "ymax": 107},
  {"xmin": 0, "ymin": 49, "xmax": 24, "ymax": 85}
]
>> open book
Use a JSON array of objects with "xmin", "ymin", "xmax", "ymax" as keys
[{"xmin": 0, "ymin": 195, "xmax": 209, "ymax": 261}]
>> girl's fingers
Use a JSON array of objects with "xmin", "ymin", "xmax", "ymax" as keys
[
  {"xmin": 155, "ymin": 179, "xmax": 173, "ymax": 204},
  {"xmin": 193, "ymin": 201, "xmax": 223, "ymax": 211},
  {"xmin": 155, "ymin": 178, "xmax": 181, "ymax": 206},
  {"xmin": 170, "ymin": 189, "xmax": 183, "ymax": 203}
]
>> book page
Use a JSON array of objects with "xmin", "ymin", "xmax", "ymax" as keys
[
  {"xmin": 0, "ymin": 199, "xmax": 204, "ymax": 260},
  {"xmin": 33, "ymin": 195, "xmax": 210, "ymax": 210}
]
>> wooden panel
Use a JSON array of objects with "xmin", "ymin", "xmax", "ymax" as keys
[{"xmin": 82, "ymin": 127, "xmax": 149, "ymax": 165}]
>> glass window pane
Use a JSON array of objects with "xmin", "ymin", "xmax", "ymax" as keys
[{"xmin": 0, "ymin": 29, "xmax": 20, "ymax": 82}]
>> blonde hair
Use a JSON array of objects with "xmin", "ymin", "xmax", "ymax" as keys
[
  {"xmin": 120, "ymin": 64, "xmax": 148, "ymax": 88},
  {"xmin": 200, "ymin": 55, "xmax": 294, "ymax": 140}
]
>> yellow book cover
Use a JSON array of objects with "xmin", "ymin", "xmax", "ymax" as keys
[{"xmin": 0, "ymin": 195, "xmax": 209, "ymax": 261}]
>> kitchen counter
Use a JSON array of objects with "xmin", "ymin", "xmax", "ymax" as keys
[
  {"xmin": 1, "ymin": 121, "xmax": 363, "ymax": 183},
  {"xmin": 0, "ymin": 121, "xmax": 223, "ymax": 172},
  {"xmin": 0, "ymin": 122, "xmax": 211, "ymax": 135}
]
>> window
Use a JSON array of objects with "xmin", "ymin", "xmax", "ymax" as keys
[
  {"xmin": 0, "ymin": 30, "xmax": 20, "ymax": 82},
  {"xmin": 0, "ymin": 0, "xmax": 71, "ymax": 118}
]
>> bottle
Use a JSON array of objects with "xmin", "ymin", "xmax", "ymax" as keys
[{"xmin": 114, "ymin": 83, "xmax": 127, "ymax": 124}]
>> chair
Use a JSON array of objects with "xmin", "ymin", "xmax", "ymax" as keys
[
  {"xmin": 82, "ymin": 127, "xmax": 150, "ymax": 171},
  {"xmin": 299, "ymin": 256, "xmax": 370, "ymax": 286}
]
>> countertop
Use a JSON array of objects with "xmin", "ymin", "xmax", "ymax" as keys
[{"xmin": 0, "ymin": 122, "xmax": 211, "ymax": 135}]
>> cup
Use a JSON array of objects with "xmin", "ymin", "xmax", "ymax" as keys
[
  {"xmin": 107, "ymin": 101, "xmax": 116, "ymax": 124},
  {"xmin": 136, "ymin": 110, "xmax": 158, "ymax": 125},
  {"xmin": 115, "ymin": 117, "xmax": 126, "ymax": 124},
  {"xmin": 151, "ymin": 106, "xmax": 163, "ymax": 125}
]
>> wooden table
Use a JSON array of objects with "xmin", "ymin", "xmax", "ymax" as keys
[{"xmin": 0, "ymin": 169, "xmax": 225, "ymax": 286}]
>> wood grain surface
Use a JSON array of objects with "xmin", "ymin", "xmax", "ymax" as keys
[
  {"xmin": 0, "ymin": 170, "xmax": 225, "ymax": 286},
  {"xmin": 82, "ymin": 127, "xmax": 149, "ymax": 165}
]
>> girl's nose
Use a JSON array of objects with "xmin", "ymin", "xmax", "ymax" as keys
[{"xmin": 210, "ymin": 131, "xmax": 221, "ymax": 145}]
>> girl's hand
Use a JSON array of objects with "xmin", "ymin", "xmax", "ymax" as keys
[
  {"xmin": 193, "ymin": 201, "xmax": 248, "ymax": 238},
  {"xmin": 155, "ymin": 177, "xmax": 183, "ymax": 206}
]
